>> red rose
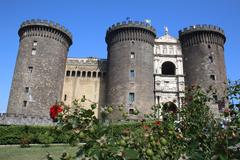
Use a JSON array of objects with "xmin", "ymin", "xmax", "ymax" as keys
[
  {"xmin": 154, "ymin": 120, "xmax": 161, "ymax": 126},
  {"xmin": 50, "ymin": 104, "xmax": 63, "ymax": 121}
]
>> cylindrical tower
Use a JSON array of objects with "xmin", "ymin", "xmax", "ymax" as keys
[
  {"xmin": 179, "ymin": 25, "xmax": 227, "ymax": 111},
  {"xmin": 7, "ymin": 19, "xmax": 72, "ymax": 117},
  {"xmin": 105, "ymin": 21, "xmax": 156, "ymax": 119}
]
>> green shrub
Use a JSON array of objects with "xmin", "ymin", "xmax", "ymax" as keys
[
  {"xmin": 0, "ymin": 125, "xmax": 70, "ymax": 145},
  {"xmin": 20, "ymin": 134, "xmax": 32, "ymax": 148},
  {"xmin": 38, "ymin": 132, "xmax": 54, "ymax": 147}
]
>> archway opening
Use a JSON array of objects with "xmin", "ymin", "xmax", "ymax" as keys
[
  {"xmin": 162, "ymin": 61, "xmax": 176, "ymax": 75},
  {"xmin": 163, "ymin": 102, "xmax": 177, "ymax": 113}
]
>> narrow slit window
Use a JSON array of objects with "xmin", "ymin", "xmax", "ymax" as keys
[
  {"xmin": 64, "ymin": 94, "xmax": 67, "ymax": 101},
  {"xmin": 23, "ymin": 101, "xmax": 27, "ymax": 107}
]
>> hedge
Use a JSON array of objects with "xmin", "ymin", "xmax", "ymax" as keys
[
  {"xmin": 0, "ymin": 125, "xmax": 70, "ymax": 145},
  {"xmin": 0, "ymin": 122, "xmax": 143, "ymax": 145}
]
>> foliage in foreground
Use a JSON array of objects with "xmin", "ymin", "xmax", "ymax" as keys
[{"xmin": 50, "ymin": 80, "xmax": 240, "ymax": 160}]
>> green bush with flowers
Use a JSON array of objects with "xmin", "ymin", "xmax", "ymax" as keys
[{"xmin": 47, "ymin": 80, "xmax": 240, "ymax": 160}]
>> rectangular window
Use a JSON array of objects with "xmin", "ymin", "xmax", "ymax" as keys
[
  {"xmin": 64, "ymin": 94, "xmax": 67, "ymax": 101},
  {"xmin": 210, "ymin": 75, "xmax": 216, "ymax": 80},
  {"xmin": 25, "ymin": 87, "xmax": 29, "ymax": 93},
  {"xmin": 23, "ymin": 101, "xmax": 27, "ymax": 107},
  {"xmin": 129, "ymin": 108, "xmax": 134, "ymax": 114},
  {"xmin": 32, "ymin": 48, "xmax": 36, "ymax": 55},
  {"xmin": 28, "ymin": 66, "xmax": 33, "ymax": 73},
  {"xmin": 130, "ymin": 52, "xmax": 135, "ymax": 59},
  {"xmin": 33, "ymin": 41, "xmax": 37, "ymax": 46},
  {"xmin": 130, "ymin": 70, "xmax": 135, "ymax": 79},
  {"xmin": 129, "ymin": 93, "xmax": 135, "ymax": 103}
]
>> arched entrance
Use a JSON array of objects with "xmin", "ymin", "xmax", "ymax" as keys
[{"xmin": 163, "ymin": 102, "xmax": 177, "ymax": 113}]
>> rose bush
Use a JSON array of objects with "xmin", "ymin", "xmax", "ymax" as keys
[{"xmin": 47, "ymin": 80, "xmax": 240, "ymax": 160}]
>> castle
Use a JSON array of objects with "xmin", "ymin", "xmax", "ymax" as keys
[{"xmin": 0, "ymin": 19, "xmax": 227, "ymax": 125}]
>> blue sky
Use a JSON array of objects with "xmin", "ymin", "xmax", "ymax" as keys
[{"xmin": 0, "ymin": 0, "xmax": 239, "ymax": 112}]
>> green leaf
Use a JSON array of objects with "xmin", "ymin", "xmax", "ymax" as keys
[{"xmin": 124, "ymin": 148, "xmax": 139, "ymax": 159}]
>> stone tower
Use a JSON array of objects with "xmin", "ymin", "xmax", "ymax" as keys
[
  {"xmin": 179, "ymin": 25, "xmax": 227, "ymax": 112},
  {"xmin": 105, "ymin": 21, "xmax": 156, "ymax": 119},
  {"xmin": 7, "ymin": 19, "xmax": 72, "ymax": 117}
]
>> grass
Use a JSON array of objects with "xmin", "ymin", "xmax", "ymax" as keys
[{"xmin": 0, "ymin": 144, "xmax": 78, "ymax": 160}]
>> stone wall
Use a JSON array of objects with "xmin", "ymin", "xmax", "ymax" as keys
[
  {"xmin": 62, "ymin": 57, "xmax": 107, "ymax": 118},
  {"xmin": 0, "ymin": 113, "xmax": 53, "ymax": 125}
]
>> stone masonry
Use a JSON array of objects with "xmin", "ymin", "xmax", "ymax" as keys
[{"xmin": 0, "ymin": 20, "xmax": 228, "ymax": 125}]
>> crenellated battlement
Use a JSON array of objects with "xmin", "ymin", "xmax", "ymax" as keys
[
  {"xmin": 107, "ymin": 20, "xmax": 156, "ymax": 34},
  {"xmin": 19, "ymin": 19, "xmax": 72, "ymax": 47},
  {"xmin": 179, "ymin": 24, "xmax": 225, "ymax": 36},
  {"xmin": 0, "ymin": 113, "xmax": 53, "ymax": 125},
  {"xmin": 106, "ymin": 20, "xmax": 156, "ymax": 46},
  {"xmin": 179, "ymin": 24, "xmax": 226, "ymax": 47}
]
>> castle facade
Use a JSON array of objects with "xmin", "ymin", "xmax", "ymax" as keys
[{"xmin": 0, "ymin": 19, "xmax": 227, "ymax": 125}]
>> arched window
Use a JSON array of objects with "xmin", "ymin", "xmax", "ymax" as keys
[
  {"xmin": 71, "ymin": 71, "xmax": 76, "ymax": 77},
  {"xmin": 66, "ymin": 70, "xmax": 70, "ymax": 76},
  {"xmin": 92, "ymin": 72, "xmax": 96, "ymax": 77},
  {"xmin": 87, "ymin": 71, "xmax": 91, "ymax": 77},
  {"xmin": 82, "ymin": 71, "xmax": 86, "ymax": 77},
  {"xmin": 161, "ymin": 61, "xmax": 176, "ymax": 75},
  {"xmin": 77, "ymin": 71, "xmax": 81, "ymax": 77}
]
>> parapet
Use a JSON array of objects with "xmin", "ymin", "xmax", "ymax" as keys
[
  {"xmin": 106, "ymin": 20, "xmax": 156, "ymax": 34},
  {"xmin": 19, "ymin": 19, "xmax": 72, "ymax": 46},
  {"xmin": 66, "ymin": 57, "xmax": 107, "ymax": 66},
  {"xmin": 179, "ymin": 24, "xmax": 226, "ymax": 47},
  {"xmin": 179, "ymin": 24, "xmax": 225, "ymax": 36},
  {"xmin": 106, "ymin": 21, "xmax": 157, "ymax": 45},
  {"xmin": 0, "ymin": 113, "xmax": 53, "ymax": 125}
]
